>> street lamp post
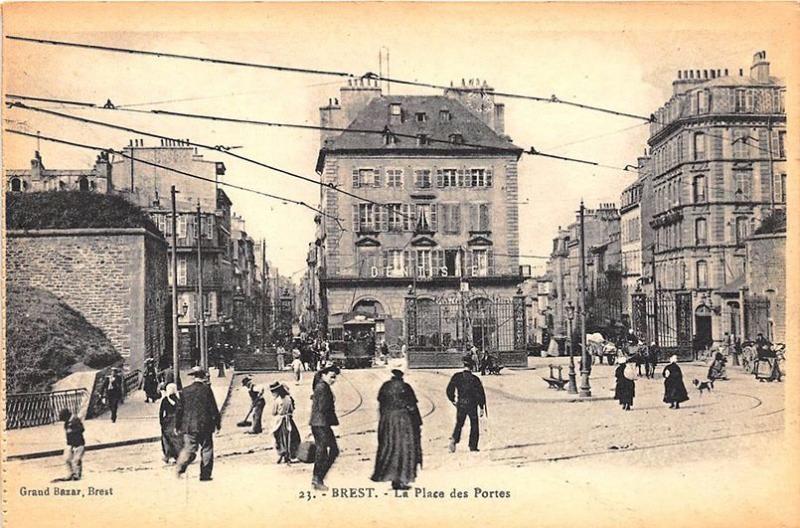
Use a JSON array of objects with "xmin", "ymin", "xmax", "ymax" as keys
[
  {"xmin": 565, "ymin": 301, "xmax": 578, "ymax": 394},
  {"xmin": 579, "ymin": 199, "xmax": 592, "ymax": 397}
]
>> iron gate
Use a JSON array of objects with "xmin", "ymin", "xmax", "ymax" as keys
[
  {"xmin": 405, "ymin": 293, "xmax": 527, "ymax": 368},
  {"xmin": 631, "ymin": 291, "xmax": 693, "ymax": 360}
]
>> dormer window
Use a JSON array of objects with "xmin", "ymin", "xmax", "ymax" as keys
[
  {"xmin": 449, "ymin": 134, "xmax": 464, "ymax": 145},
  {"xmin": 415, "ymin": 112, "xmax": 427, "ymax": 123},
  {"xmin": 390, "ymin": 103, "xmax": 402, "ymax": 116},
  {"xmin": 416, "ymin": 134, "xmax": 430, "ymax": 146},
  {"xmin": 384, "ymin": 133, "xmax": 398, "ymax": 146},
  {"xmin": 439, "ymin": 109, "xmax": 451, "ymax": 121}
]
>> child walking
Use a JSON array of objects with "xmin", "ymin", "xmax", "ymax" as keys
[{"xmin": 58, "ymin": 408, "xmax": 86, "ymax": 481}]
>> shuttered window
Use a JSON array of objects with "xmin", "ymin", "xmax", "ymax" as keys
[
  {"xmin": 177, "ymin": 256, "xmax": 187, "ymax": 286},
  {"xmin": 387, "ymin": 203, "xmax": 403, "ymax": 231},
  {"xmin": 386, "ymin": 168, "xmax": 404, "ymax": 187},
  {"xmin": 414, "ymin": 169, "xmax": 432, "ymax": 188}
]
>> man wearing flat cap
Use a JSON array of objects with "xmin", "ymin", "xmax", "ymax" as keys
[
  {"xmin": 309, "ymin": 365, "xmax": 341, "ymax": 490},
  {"xmin": 446, "ymin": 356, "xmax": 486, "ymax": 453},
  {"xmin": 176, "ymin": 366, "xmax": 221, "ymax": 481}
]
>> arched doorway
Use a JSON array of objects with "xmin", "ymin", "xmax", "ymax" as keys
[
  {"xmin": 694, "ymin": 304, "xmax": 713, "ymax": 349},
  {"xmin": 79, "ymin": 176, "xmax": 90, "ymax": 192},
  {"xmin": 10, "ymin": 178, "xmax": 22, "ymax": 192},
  {"xmin": 352, "ymin": 299, "xmax": 384, "ymax": 317}
]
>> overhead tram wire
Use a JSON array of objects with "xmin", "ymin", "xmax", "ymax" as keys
[
  {"xmin": 5, "ymin": 101, "xmax": 420, "ymax": 222},
  {"xmin": 4, "ymin": 127, "xmax": 344, "ymax": 228},
  {"xmin": 6, "ymin": 35, "xmax": 650, "ymax": 122},
  {"xmin": 7, "ymin": 96, "xmax": 638, "ymax": 174}
]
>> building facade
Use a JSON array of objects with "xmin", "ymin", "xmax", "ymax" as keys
[
  {"xmin": 109, "ymin": 140, "xmax": 236, "ymax": 364},
  {"xmin": 547, "ymin": 204, "xmax": 621, "ymax": 341},
  {"xmin": 620, "ymin": 179, "xmax": 643, "ymax": 316},
  {"xmin": 315, "ymin": 78, "xmax": 523, "ymax": 347},
  {"xmin": 647, "ymin": 51, "xmax": 786, "ymax": 346},
  {"xmin": 7, "ymin": 151, "xmax": 112, "ymax": 194}
]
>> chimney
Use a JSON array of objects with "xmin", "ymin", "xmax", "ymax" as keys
[
  {"xmin": 750, "ymin": 50, "xmax": 770, "ymax": 82},
  {"xmin": 339, "ymin": 77, "xmax": 382, "ymax": 125},
  {"xmin": 319, "ymin": 94, "xmax": 344, "ymax": 147},
  {"xmin": 445, "ymin": 78, "xmax": 503, "ymax": 134}
]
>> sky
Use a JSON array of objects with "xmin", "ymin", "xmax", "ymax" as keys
[{"xmin": 3, "ymin": 3, "xmax": 795, "ymax": 281}]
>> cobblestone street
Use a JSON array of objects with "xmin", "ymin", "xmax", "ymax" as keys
[{"xmin": 5, "ymin": 360, "xmax": 792, "ymax": 527}]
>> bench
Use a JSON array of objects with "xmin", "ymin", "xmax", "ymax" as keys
[{"xmin": 542, "ymin": 365, "xmax": 569, "ymax": 390}]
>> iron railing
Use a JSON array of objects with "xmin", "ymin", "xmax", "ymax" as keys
[
  {"xmin": 123, "ymin": 369, "xmax": 141, "ymax": 394},
  {"xmin": 6, "ymin": 388, "xmax": 88, "ymax": 430}
]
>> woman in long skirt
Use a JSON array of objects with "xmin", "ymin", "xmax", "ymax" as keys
[
  {"xmin": 159, "ymin": 383, "xmax": 183, "ymax": 463},
  {"xmin": 371, "ymin": 369, "xmax": 423, "ymax": 490},
  {"xmin": 143, "ymin": 358, "xmax": 160, "ymax": 403},
  {"xmin": 663, "ymin": 355, "xmax": 690, "ymax": 409},
  {"xmin": 614, "ymin": 356, "xmax": 636, "ymax": 410},
  {"xmin": 269, "ymin": 382, "xmax": 301, "ymax": 463}
]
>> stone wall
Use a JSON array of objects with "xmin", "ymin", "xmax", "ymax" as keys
[
  {"xmin": 6, "ymin": 228, "xmax": 168, "ymax": 370},
  {"xmin": 746, "ymin": 233, "xmax": 786, "ymax": 342}
]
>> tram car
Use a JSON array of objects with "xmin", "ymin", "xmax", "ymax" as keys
[{"xmin": 328, "ymin": 313, "xmax": 376, "ymax": 369}]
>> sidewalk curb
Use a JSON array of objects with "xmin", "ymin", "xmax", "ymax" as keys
[{"xmin": 6, "ymin": 372, "xmax": 237, "ymax": 462}]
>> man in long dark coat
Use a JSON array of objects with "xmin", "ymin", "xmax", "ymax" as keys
[
  {"xmin": 446, "ymin": 357, "xmax": 486, "ymax": 452},
  {"xmin": 101, "ymin": 367, "xmax": 124, "ymax": 423},
  {"xmin": 175, "ymin": 367, "xmax": 221, "ymax": 481},
  {"xmin": 310, "ymin": 365, "xmax": 341, "ymax": 491},
  {"xmin": 662, "ymin": 354, "xmax": 689, "ymax": 409},
  {"xmin": 371, "ymin": 369, "xmax": 422, "ymax": 490}
]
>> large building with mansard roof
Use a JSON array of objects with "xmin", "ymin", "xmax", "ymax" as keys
[
  {"xmin": 313, "ymin": 78, "xmax": 524, "ymax": 349},
  {"xmin": 647, "ymin": 51, "xmax": 786, "ymax": 347}
]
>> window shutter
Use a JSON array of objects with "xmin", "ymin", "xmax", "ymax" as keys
[
  {"xmin": 374, "ymin": 167, "xmax": 382, "ymax": 188},
  {"xmin": 371, "ymin": 204, "xmax": 380, "ymax": 231},
  {"xmin": 469, "ymin": 203, "xmax": 478, "ymax": 231},
  {"xmin": 352, "ymin": 168, "xmax": 360, "ymax": 188},
  {"xmin": 457, "ymin": 169, "xmax": 465, "ymax": 187},
  {"xmin": 410, "ymin": 205, "xmax": 417, "ymax": 232},
  {"xmin": 487, "ymin": 249, "xmax": 495, "ymax": 276},
  {"xmin": 430, "ymin": 204, "xmax": 438, "ymax": 232},
  {"xmin": 465, "ymin": 250, "xmax": 472, "ymax": 277},
  {"xmin": 771, "ymin": 130, "xmax": 780, "ymax": 155},
  {"xmin": 403, "ymin": 250, "xmax": 411, "ymax": 277},
  {"xmin": 381, "ymin": 205, "xmax": 389, "ymax": 232},
  {"xmin": 352, "ymin": 204, "xmax": 359, "ymax": 232},
  {"xmin": 486, "ymin": 167, "xmax": 493, "ymax": 187},
  {"xmin": 453, "ymin": 204, "xmax": 461, "ymax": 235},
  {"xmin": 436, "ymin": 169, "xmax": 444, "ymax": 188},
  {"xmin": 465, "ymin": 169, "xmax": 474, "ymax": 188}
]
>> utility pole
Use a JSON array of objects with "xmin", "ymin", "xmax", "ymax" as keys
[
  {"xmin": 129, "ymin": 141, "xmax": 135, "ymax": 193},
  {"xmin": 196, "ymin": 202, "xmax": 207, "ymax": 370},
  {"xmin": 579, "ymin": 200, "xmax": 591, "ymax": 397},
  {"xmin": 261, "ymin": 239, "xmax": 267, "ymax": 349},
  {"xmin": 170, "ymin": 186, "xmax": 181, "ymax": 388}
]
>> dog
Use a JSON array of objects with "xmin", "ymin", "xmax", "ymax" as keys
[{"xmin": 692, "ymin": 378, "xmax": 714, "ymax": 395}]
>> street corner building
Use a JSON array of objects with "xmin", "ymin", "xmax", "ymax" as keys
[
  {"xmin": 311, "ymin": 78, "xmax": 529, "ymax": 367},
  {"xmin": 643, "ymin": 51, "xmax": 786, "ymax": 351}
]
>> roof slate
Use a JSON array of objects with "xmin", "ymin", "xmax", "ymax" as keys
[{"xmin": 323, "ymin": 95, "xmax": 521, "ymax": 154}]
